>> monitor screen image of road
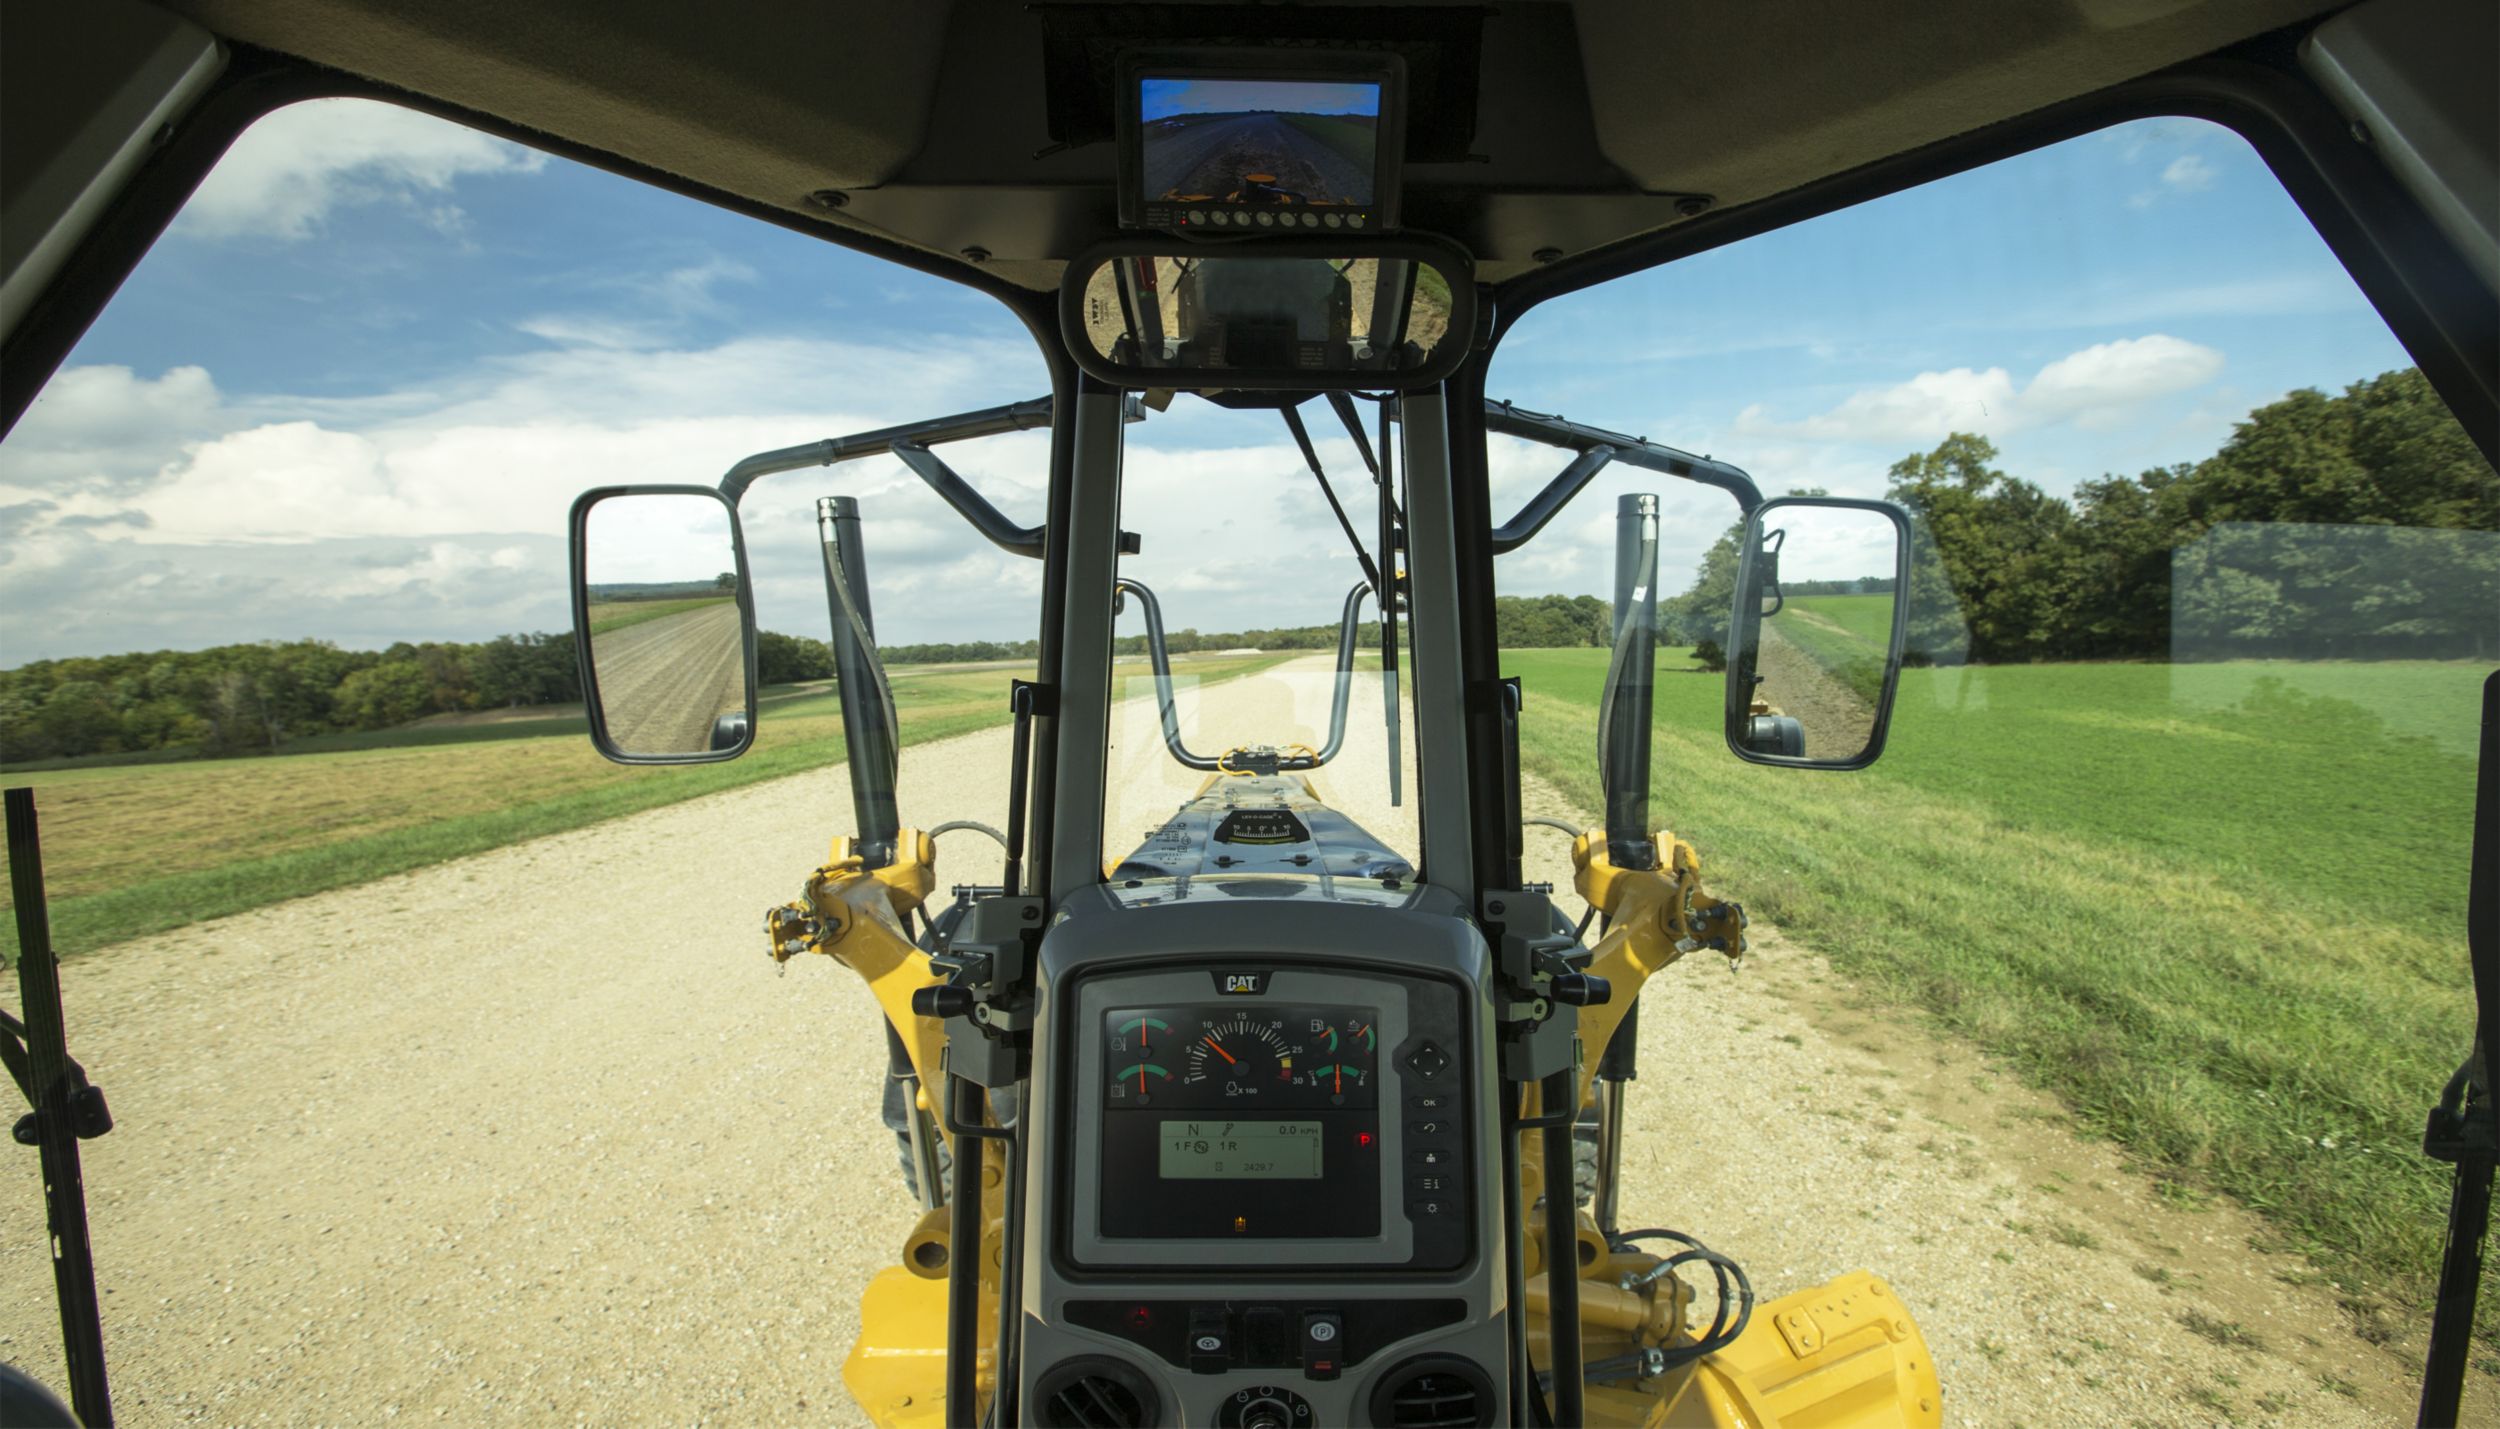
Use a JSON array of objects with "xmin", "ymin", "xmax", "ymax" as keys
[
  {"xmin": 581, "ymin": 492, "xmax": 750, "ymax": 757},
  {"xmin": 1138, "ymin": 75, "xmax": 1380, "ymax": 207}
]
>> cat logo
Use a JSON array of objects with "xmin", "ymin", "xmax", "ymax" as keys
[{"xmin": 1216, "ymin": 971, "xmax": 1267, "ymax": 996}]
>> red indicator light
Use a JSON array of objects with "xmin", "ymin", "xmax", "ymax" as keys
[
  {"xmin": 1129, "ymin": 1306, "xmax": 1153, "ymax": 1330},
  {"xmin": 1358, "ymin": 1132, "xmax": 1374, "ymax": 1148}
]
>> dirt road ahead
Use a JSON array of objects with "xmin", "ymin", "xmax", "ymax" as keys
[
  {"xmin": 1143, "ymin": 113, "xmax": 1371, "ymax": 204},
  {"xmin": 588, "ymin": 602, "xmax": 745, "ymax": 755},
  {"xmin": 0, "ymin": 656, "xmax": 2437, "ymax": 1425}
]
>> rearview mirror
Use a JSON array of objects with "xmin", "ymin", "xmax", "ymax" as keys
[
  {"xmin": 1724, "ymin": 497, "xmax": 1911, "ymax": 770},
  {"xmin": 1059, "ymin": 234, "xmax": 1475, "ymax": 391},
  {"xmin": 568, "ymin": 485, "xmax": 758, "ymax": 764}
]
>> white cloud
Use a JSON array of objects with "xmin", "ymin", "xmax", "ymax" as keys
[
  {"xmin": 0, "ymin": 364, "xmax": 224, "ymax": 493},
  {"xmin": 178, "ymin": 99, "xmax": 545, "ymax": 240},
  {"xmin": 2161, "ymin": 154, "xmax": 2217, "ymax": 194},
  {"xmin": 1734, "ymin": 335, "xmax": 2222, "ymax": 446},
  {"xmin": 2128, "ymin": 150, "xmax": 2220, "ymax": 208},
  {"xmin": 0, "ymin": 310, "xmax": 1068, "ymax": 659}
]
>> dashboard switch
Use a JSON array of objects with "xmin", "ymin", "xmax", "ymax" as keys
[
  {"xmin": 1300, "ymin": 1311, "xmax": 1343, "ymax": 1380},
  {"xmin": 1189, "ymin": 1307, "xmax": 1232, "ymax": 1374}
]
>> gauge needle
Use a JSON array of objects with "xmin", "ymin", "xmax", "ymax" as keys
[
  {"xmin": 1334, "ymin": 1062, "xmax": 1342, "ymax": 1095},
  {"xmin": 1203, "ymin": 1036, "xmax": 1237, "ymax": 1064}
]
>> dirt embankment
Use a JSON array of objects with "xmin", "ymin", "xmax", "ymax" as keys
[{"xmin": 0, "ymin": 655, "xmax": 2452, "ymax": 1426}]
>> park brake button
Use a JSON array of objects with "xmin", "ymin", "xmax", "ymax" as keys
[{"xmin": 1300, "ymin": 1311, "xmax": 1343, "ymax": 1381}]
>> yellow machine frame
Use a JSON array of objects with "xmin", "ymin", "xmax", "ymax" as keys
[{"xmin": 773, "ymin": 826, "xmax": 1943, "ymax": 1428}]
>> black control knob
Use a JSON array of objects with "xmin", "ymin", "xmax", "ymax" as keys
[
  {"xmin": 1549, "ymin": 972, "xmax": 1612, "ymax": 1006},
  {"xmin": 911, "ymin": 984, "xmax": 976, "ymax": 1019},
  {"xmin": 1217, "ymin": 1384, "xmax": 1313, "ymax": 1429}
]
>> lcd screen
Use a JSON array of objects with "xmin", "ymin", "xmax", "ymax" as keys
[
  {"xmin": 1136, "ymin": 76, "xmax": 1381, "ymax": 208},
  {"xmin": 1159, "ymin": 1119, "xmax": 1324, "ymax": 1179}
]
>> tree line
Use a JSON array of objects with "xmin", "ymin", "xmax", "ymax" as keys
[
  {"xmin": 1662, "ymin": 366, "xmax": 2493, "ymax": 667},
  {"xmin": 1884, "ymin": 367, "xmax": 2495, "ymax": 664},
  {"xmin": 2, "ymin": 595, "xmax": 1613, "ymax": 765},
  {"xmin": 0, "ymin": 632, "xmax": 584, "ymax": 762}
]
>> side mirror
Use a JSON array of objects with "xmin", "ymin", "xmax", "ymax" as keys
[
  {"xmin": 568, "ymin": 485, "xmax": 758, "ymax": 764},
  {"xmin": 1723, "ymin": 496, "xmax": 1911, "ymax": 770}
]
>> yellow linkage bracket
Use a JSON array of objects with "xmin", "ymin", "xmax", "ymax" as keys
[
  {"xmin": 764, "ymin": 828, "xmax": 948, "ymax": 1100},
  {"xmin": 1568, "ymin": 827, "xmax": 1745, "ymax": 1115},
  {"xmin": 1547, "ymin": 829, "xmax": 1943, "ymax": 1429},
  {"xmin": 766, "ymin": 831, "xmax": 1013, "ymax": 1429}
]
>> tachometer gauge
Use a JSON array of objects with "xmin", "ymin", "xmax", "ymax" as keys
[{"xmin": 1183, "ymin": 1015, "xmax": 1296, "ymax": 1099}]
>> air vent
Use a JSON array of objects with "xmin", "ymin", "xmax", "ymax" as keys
[
  {"xmin": 1368, "ymin": 1356, "xmax": 1495, "ymax": 1429},
  {"xmin": 1033, "ymin": 1356, "xmax": 1160, "ymax": 1429}
]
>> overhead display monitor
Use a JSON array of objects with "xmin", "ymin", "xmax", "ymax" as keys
[{"xmin": 1118, "ymin": 53, "xmax": 1405, "ymax": 234}]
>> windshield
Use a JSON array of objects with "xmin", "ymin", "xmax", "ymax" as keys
[{"xmin": 1101, "ymin": 394, "xmax": 1420, "ymax": 892}]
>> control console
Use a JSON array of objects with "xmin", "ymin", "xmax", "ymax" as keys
[{"xmin": 1018, "ymin": 890, "xmax": 1505, "ymax": 1428}]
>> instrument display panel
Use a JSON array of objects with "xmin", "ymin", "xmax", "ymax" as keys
[{"xmin": 1099, "ymin": 1004, "xmax": 1381, "ymax": 1239}]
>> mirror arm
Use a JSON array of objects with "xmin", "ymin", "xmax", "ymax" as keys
[
  {"xmin": 889, "ymin": 440, "xmax": 1047, "ymax": 559},
  {"xmin": 1483, "ymin": 401, "xmax": 1764, "ymax": 553},
  {"xmin": 714, "ymin": 391, "xmax": 1089, "ymax": 511},
  {"xmin": 1488, "ymin": 444, "xmax": 1616, "ymax": 555}
]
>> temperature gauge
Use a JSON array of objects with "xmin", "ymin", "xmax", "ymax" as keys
[
  {"xmin": 1106, "ymin": 1013, "xmax": 1172, "ymax": 1104},
  {"xmin": 1304, "ymin": 1015, "xmax": 1377, "ymax": 1104}
]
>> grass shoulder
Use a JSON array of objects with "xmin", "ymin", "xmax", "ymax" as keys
[
  {"xmin": 1508, "ymin": 645, "xmax": 2487, "ymax": 1352},
  {"xmin": 1, "ymin": 653, "xmax": 1290, "ymax": 963}
]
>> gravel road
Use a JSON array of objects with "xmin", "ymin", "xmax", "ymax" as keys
[
  {"xmin": 588, "ymin": 603, "xmax": 746, "ymax": 755},
  {"xmin": 1, "ymin": 655, "xmax": 2445, "ymax": 1425},
  {"xmin": 1143, "ymin": 114, "xmax": 1371, "ymax": 204}
]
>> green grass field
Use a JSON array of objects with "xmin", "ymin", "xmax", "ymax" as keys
[
  {"xmin": 0, "ymin": 654, "xmax": 1287, "ymax": 963},
  {"xmin": 586, "ymin": 595, "xmax": 735, "ymax": 636},
  {"xmin": 1512, "ymin": 645, "xmax": 2488, "ymax": 1340},
  {"xmin": 1766, "ymin": 594, "xmax": 1894, "ymax": 703}
]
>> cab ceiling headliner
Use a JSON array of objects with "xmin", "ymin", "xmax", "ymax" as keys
[{"xmin": 154, "ymin": 0, "xmax": 2339, "ymax": 292}]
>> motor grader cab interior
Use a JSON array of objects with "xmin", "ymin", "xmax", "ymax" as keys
[{"xmin": 2, "ymin": 2, "xmax": 2493, "ymax": 1428}]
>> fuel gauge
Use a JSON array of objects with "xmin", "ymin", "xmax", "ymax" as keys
[{"xmin": 1303, "ymin": 1016, "xmax": 1377, "ymax": 1105}]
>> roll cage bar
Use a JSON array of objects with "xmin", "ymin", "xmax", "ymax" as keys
[{"xmin": 711, "ymin": 392, "xmax": 1774, "ymax": 805}]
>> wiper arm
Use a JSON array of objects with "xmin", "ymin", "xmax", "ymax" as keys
[{"xmin": 1281, "ymin": 404, "xmax": 1383, "ymax": 595}]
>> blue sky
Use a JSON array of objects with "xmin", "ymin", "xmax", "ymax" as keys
[
  {"xmin": 0, "ymin": 101, "xmax": 2415, "ymax": 663},
  {"xmin": 1140, "ymin": 78, "xmax": 1381, "ymax": 122}
]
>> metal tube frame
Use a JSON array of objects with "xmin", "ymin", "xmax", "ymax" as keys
[
  {"xmin": 1109, "ymin": 576, "xmax": 1372, "ymax": 773},
  {"xmin": 1482, "ymin": 400, "xmax": 1763, "ymax": 553}
]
